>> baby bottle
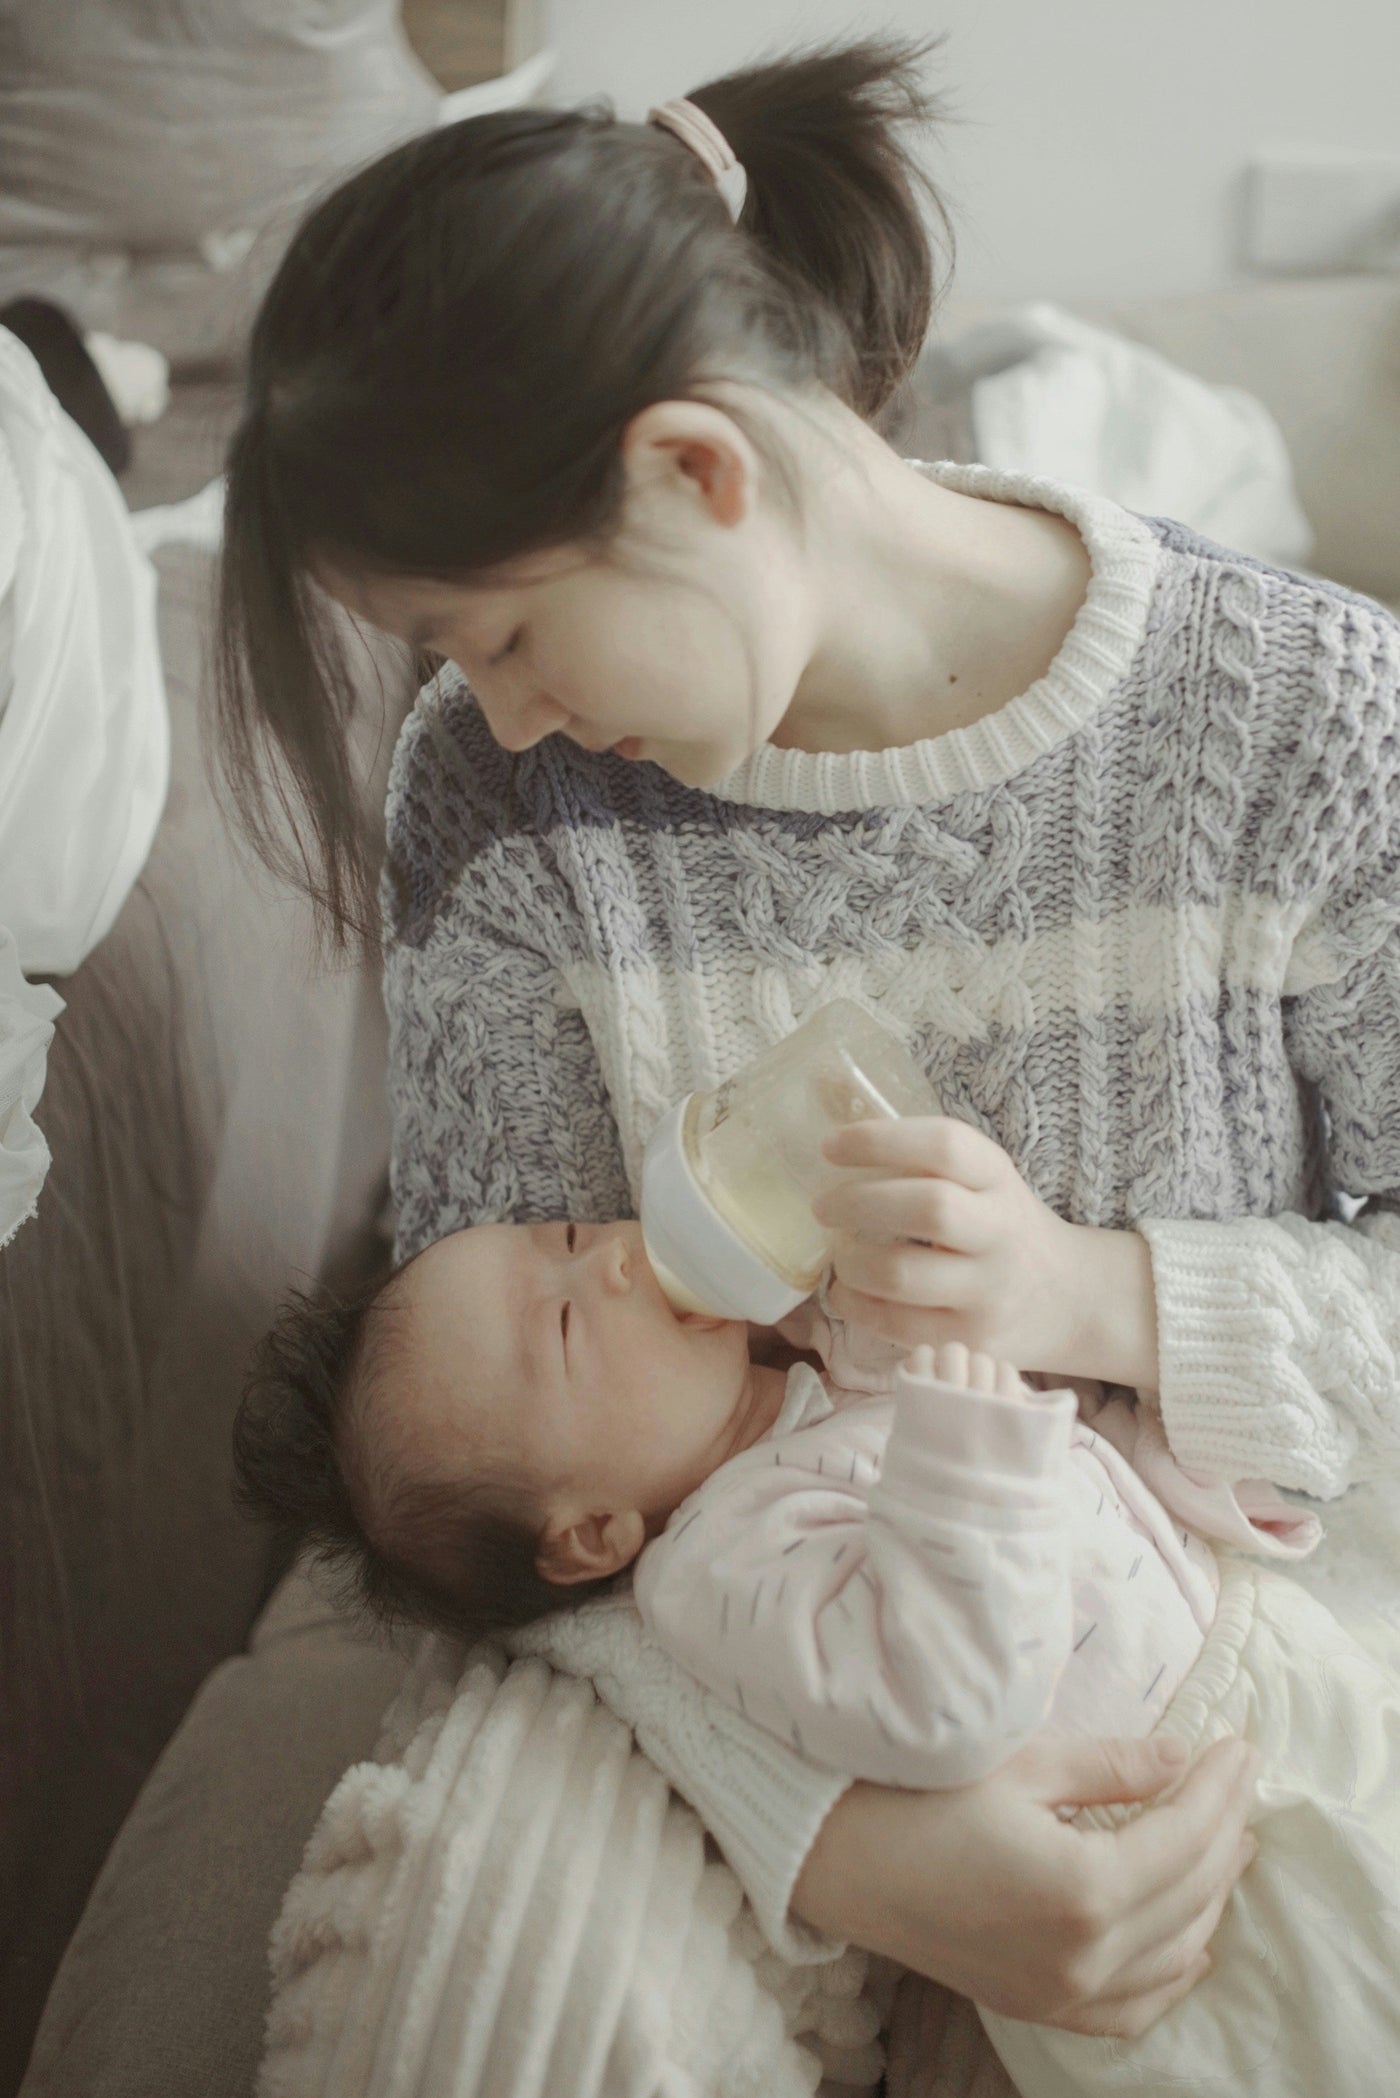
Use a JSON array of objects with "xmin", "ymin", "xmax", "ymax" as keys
[{"xmin": 640, "ymin": 999, "xmax": 938, "ymax": 1323}]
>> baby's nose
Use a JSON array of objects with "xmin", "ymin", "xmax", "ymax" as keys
[{"xmin": 595, "ymin": 1235, "xmax": 632, "ymax": 1296}]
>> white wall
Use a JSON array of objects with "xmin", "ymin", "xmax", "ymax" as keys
[{"xmin": 540, "ymin": 0, "xmax": 1400, "ymax": 307}]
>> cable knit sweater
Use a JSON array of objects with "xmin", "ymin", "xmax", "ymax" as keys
[{"xmin": 383, "ymin": 460, "xmax": 1400, "ymax": 1953}]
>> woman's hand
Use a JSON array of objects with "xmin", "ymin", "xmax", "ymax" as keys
[
  {"xmin": 815, "ymin": 1116, "xmax": 1160, "ymax": 1384},
  {"xmin": 792, "ymin": 1731, "xmax": 1260, "ymax": 2038}
]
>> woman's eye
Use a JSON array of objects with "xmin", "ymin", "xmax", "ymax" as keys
[
  {"xmin": 490, "ymin": 628, "xmax": 523, "ymax": 665},
  {"xmin": 566, "ymin": 1223, "xmax": 577, "ymax": 1253},
  {"xmin": 560, "ymin": 1301, "xmax": 571, "ymax": 1353}
]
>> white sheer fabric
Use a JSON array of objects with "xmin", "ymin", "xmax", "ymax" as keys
[
  {"xmin": 0, "ymin": 326, "xmax": 168, "ymax": 978},
  {"xmin": 0, "ymin": 925, "xmax": 63, "ymax": 1250}
]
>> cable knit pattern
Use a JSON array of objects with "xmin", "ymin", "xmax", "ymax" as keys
[{"xmin": 383, "ymin": 461, "xmax": 1400, "ymax": 1946}]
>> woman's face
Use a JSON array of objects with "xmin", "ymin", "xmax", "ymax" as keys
[{"xmin": 327, "ymin": 397, "xmax": 817, "ymax": 789}]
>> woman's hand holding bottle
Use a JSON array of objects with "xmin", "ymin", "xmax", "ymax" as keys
[{"xmin": 815, "ymin": 1115, "xmax": 1160, "ymax": 1386}]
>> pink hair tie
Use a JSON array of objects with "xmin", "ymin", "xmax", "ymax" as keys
[{"xmin": 647, "ymin": 98, "xmax": 748, "ymax": 223}]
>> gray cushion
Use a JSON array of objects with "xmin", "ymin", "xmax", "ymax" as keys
[{"xmin": 20, "ymin": 1567, "xmax": 411, "ymax": 2098}]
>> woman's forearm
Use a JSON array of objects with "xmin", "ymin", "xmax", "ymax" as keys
[{"xmin": 792, "ymin": 1733, "xmax": 1259, "ymax": 2037}]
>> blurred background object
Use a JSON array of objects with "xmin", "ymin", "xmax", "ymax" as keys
[
  {"xmin": 537, "ymin": 0, "xmax": 1400, "ymax": 307},
  {"xmin": 403, "ymin": 0, "xmax": 545, "ymax": 85},
  {"xmin": 0, "ymin": 301, "xmax": 133, "ymax": 476}
]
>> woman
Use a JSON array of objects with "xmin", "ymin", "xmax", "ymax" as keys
[{"xmin": 217, "ymin": 40, "xmax": 1400, "ymax": 2049}]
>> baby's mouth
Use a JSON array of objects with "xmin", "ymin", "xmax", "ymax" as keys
[{"xmin": 633, "ymin": 1235, "xmax": 732, "ymax": 1334}]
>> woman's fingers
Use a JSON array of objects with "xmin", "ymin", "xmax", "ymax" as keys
[
  {"xmin": 825, "ymin": 1279, "xmax": 964, "ymax": 1350},
  {"xmin": 1098, "ymin": 1744, "xmax": 1259, "ymax": 1975},
  {"xmin": 822, "ymin": 1115, "xmax": 1002, "ymax": 1188},
  {"xmin": 829, "ymin": 1235, "xmax": 974, "ymax": 1307},
  {"xmin": 1096, "ymin": 1832, "xmax": 1255, "ymax": 2013},
  {"xmin": 813, "ymin": 1174, "xmax": 991, "ymax": 1251},
  {"xmin": 1015, "ymin": 1729, "xmax": 1193, "ymax": 1811},
  {"xmin": 1056, "ymin": 1954, "xmax": 1213, "ymax": 2041},
  {"xmin": 1107, "ymin": 1735, "xmax": 1259, "ymax": 1916}
]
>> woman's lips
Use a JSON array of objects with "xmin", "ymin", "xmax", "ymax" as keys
[{"xmin": 612, "ymin": 737, "xmax": 644, "ymax": 761}]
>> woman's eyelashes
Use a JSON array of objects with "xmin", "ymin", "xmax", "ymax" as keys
[{"xmin": 490, "ymin": 627, "xmax": 524, "ymax": 666}]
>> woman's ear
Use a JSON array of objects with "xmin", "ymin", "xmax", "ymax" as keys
[
  {"xmin": 536, "ymin": 1508, "xmax": 646, "ymax": 1587},
  {"xmin": 620, "ymin": 399, "xmax": 758, "ymax": 530}
]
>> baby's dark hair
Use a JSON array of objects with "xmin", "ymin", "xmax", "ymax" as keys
[
  {"xmin": 233, "ymin": 1260, "xmax": 611, "ymax": 1644},
  {"xmin": 218, "ymin": 36, "xmax": 953, "ymax": 942}
]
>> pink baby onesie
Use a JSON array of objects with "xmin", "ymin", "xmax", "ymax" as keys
[{"xmin": 634, "ymin": 1333, "xmax": 1320, "ymax": 1789}]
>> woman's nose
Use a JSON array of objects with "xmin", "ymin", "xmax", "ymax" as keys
[{"xmin": 477, "ymin": 687, "xmax": 566, "ymax": 754}]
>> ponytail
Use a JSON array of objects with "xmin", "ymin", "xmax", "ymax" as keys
[
  {"xmin": 696, "ymin": 38, "xmax": 951, "ymax": 418},
  {"xmin": 218, "ymin": 37, "xmax": 953, "ymax": 943}
]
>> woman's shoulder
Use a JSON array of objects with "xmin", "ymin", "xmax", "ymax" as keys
[
  {"xmin": 381, "ymin": 667, "xmax": 566, "ymax": 949},
  {"xmin": 1141, "ymin": 517, "xmax": 1400, "ymax": 819},
  {"xmin": 385, "ymin": 667, "xmax": 513, "ymax": 849},
  {"xmin": 1143, "ymin": 513, "xmax": 1400, "ymax": 703}
]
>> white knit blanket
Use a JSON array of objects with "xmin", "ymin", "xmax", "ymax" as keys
[{"xmin": 258, "ymin": 1635, "xmax": 898, "ymax": 2098}]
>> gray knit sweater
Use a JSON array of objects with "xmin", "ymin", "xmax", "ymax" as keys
[{"xmin": 383, "ymin": 462, "xmax": 1400, "ymax": 1953}]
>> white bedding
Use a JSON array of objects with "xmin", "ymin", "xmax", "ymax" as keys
[
  {"xmin": 963, "ymin": 303, "xmax": 1315, "ymax": 570},
  {"xmin": 0, "ymin": 328, "xmax": 168, "ymax": 979},
  {"xmin": 0, "ymin": 925, "xmax": 63, "ymax": 1251}
]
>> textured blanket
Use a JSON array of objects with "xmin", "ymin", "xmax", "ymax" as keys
[{"xmin": 259, "ymin": 1635, "xmax": 895, "ymax": 2098}]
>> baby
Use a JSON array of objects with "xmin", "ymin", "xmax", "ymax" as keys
[{"xmin": 237, "ymin": 1215, "xmax": 1400, "ymax": 2097}]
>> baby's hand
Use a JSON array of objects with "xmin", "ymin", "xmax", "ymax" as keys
[{"xmin": 908, "ymin": 1342, "xmax": 1030, "ymax": 1403}]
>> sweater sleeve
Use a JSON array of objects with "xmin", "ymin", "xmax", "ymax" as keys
[
  {"xmin": 1144, "ymin": 599, "xmax": 1400, "ymax": 1500},
  {"xmin": 382, "ymin": 692, "xmax": 631, "ymax": 1258},
  {"xmin": 636, "ymin": 1372, "xmax": 1078, "ymax": 1792}
]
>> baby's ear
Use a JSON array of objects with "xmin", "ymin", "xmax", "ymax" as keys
[{"xmin": 536, "ymin": 1509, "xmax": 645, "ymax": 1586}]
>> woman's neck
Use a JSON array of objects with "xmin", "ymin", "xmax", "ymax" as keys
[{"xmin": 773, "ymin": 405, "xmax": 1092, "ymax": 759}]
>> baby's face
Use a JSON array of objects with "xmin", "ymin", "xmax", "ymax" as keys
[{"xmin": 382, "ymin": 1219, "xmax": 765, "ymax": 1539}]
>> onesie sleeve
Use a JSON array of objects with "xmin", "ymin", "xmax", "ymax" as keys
[{"xmin": 635, "ymin": 1368, "xmax": 1078, "ymax": 1791}]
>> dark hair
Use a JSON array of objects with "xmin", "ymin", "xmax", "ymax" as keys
[
  {"xmin": 217, "ymin": 37, "xmax": 953, "ymax": 943},
  {"xmin": 233, "ymin": 1266, "xmax": 610, "ymax": 1643}
]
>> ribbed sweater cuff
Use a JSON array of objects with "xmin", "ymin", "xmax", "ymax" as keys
[
  {"xmin": 1141, "ymin": 1215, "xmax": 1311, "ymax": 1486},
  {"xmin": 507, "ymin": 1601, "xmax": 851, "ymax": 1965},
  {"xmin": 684, "ymin": 1745, "xmax": 852, "ymax": 1966}
]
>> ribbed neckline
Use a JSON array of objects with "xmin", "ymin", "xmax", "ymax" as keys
[{"xmin": 711, "ymin": 461, "xmax": 1160, "ymax": 813}]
